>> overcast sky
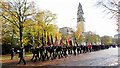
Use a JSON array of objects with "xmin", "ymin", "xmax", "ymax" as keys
[{"xmin": 33, "ymin": 0, "xmax": 117, "ymax": 37}]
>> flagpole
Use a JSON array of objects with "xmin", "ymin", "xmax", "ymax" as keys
[{"xmin": 46, "ymin": 31, "xmax": 47, "ymax": 45}]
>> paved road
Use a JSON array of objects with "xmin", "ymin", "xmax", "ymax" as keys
[
  {"xmin": 54, "ymin": 47, "xmax": 118, "ymax": 66},
  {"xmin": 2, "ymin": 47, "xmax": 119, "ymax": 66}
]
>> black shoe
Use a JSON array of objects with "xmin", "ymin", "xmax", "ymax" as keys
[
  {"xmin": 17, "ymin": 63, "xmax": 20, "ymax": 65},
  {"xmin": 39, "ymin": 58, "xmax": 41, "ymax": 61},
  {"xmin": 34, "ymin": 60, "xmax": 36, "ymax": 62}
]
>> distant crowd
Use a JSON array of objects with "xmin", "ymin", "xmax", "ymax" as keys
[{"xmin": 11, "ymin": 44, "xmax": 118, "ymax": 65}]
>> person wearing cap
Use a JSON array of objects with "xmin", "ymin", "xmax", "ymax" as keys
[{"xmin": 17, "ymin": 46, "xmax": 26, "ymax": 65}]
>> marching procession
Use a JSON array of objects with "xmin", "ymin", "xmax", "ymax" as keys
[
  {"xmin": 10, "ymin": 31, "xmax": 118, "ymax": 65},
  {"xmin": 14, "ymin": 36, "xmax": 117, "ymax": 65},
  {"xmin": 29, "ymin": 43, "xmax": 112, "ymax": 62}
]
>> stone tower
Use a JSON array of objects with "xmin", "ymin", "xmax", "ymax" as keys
[{"xmin": 77, "ymin": 2, "xmax": 85, "ymax": 33}]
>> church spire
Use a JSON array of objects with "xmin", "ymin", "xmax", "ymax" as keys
[
  {"xmin": 77, "ymin": 2, "xmax": 85, "ymax": 33},
  {"xmin": 78, "ymin": 2, "xmax": 84, "ymax": 14}
]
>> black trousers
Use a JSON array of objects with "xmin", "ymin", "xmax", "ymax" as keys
[
  {"xmin": 68, "ymin": 49, "xmax": 70, "ymax": 54},
  {"xmin": 45, "ymin": 52, "xmax": 49, "ymax": 59},
  {"xmin": 31, "ymin": 54, "xmax": 35, "ymax": 61},
  {"xmin": 39, "ymin": 52, "xmax": 43, "ymax": 61},
  {"xmin": 70, "ymin": 49, "xmax": 72, "ymax": 54},
  {"xmin": 11, "ymin": 55, "xmax": 14, "ymax": 60},
  {"xmin": 73, "ymin": 50, "xmax": 76, "ymax": 56},
  {"xmin": 77, "ymin": 49, "xmax": 80, "ymax": 54},
  {"xmin": 18, "ymin": 57, "xmax": 26, "ymax": 64}
]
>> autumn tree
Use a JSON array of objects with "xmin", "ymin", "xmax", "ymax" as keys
[
  {"xmin": 84, "ymin": 31, "xmax": 99, "ymax": 45},
  {"xmin": 75, "ymin": 24, "xmax": 83, "ymax": 44},
  {"xmin": 0, "ymin": 0, "xmax": 35, "ymax": 46},
  {"xmin": 101, "ymin": 36, "xmax": 113, "ymax": 44},
  {"xmin": 84, "ymin": 31, "xmax": 93, "ymax": 45},
  {"xmin": 92, "ymin": 34, "xmax": 99, "ymax": 44},
  {"xmin": 22, "ymin": 10, "xmax": 60, "ymax": 46},
  {"xmin": 97, "ymin": 0, "xmax": 119, "ymax": 18},
  {"xmin": 97, "ymin": 0, "xmax": 120, "ymax": 44}
]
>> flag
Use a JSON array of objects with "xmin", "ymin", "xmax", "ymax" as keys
[
  {"xmin": 37, "ymin": 31, "xmax": 41, "ymax": 46},
  {"xmin": 32, "ymin": 35, "xmax": 34, "ymax": 46},
  {"xmin": 55, "ymin": 35, "xmax": 58, "ymax": 46},
  {"xmin": 47, "ymin": 33, "xmax": 50, "ymax": 45},
  {"xmin": 49, "ymin": 33, "xmax": 51, "ymax": 45},
  {"xmin": 75, "ymin": 37, "xmax": 77, "ymax": 44},
  {"xmin": 51, "ymin": 34, "xmax": 53, "ymax": 44},
  {"xmin": 46, "ymin": 32, "xmax": 47, "ymax": 45},
  {"xmin": 68, "ymin": 37, "xmax": 70, "ymax": 46},
  {"xmin": 61, "ymin": 36, "xmax": 64, "ymax": 46},
  {"xmin": 42, "ymin": 33, "xmax": 44, "ymax": 45},
  {"xmin": 65, "ymin": 37, "xmax": 68, "ymax": 45}
]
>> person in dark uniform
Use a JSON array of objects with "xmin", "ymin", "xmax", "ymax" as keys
[
  {"xmin": 34, "ymin": 46, "xmax": 39, "ymax": 62},
  {"xmin": 44, "ymin": 45, "xmax": 49, "ymax": 60},
  {"xmin": 70, "ymin": 45, "xmax": 73, "ymax": 54},
  {"xmin": 69, "ymin": 40, "xmax": 73, "ymax": 54},
  {"xmin": 36, "ymin": 46, "xmax": 39, "ymax": 59},
  {"xmin": 83, "ymin": 46, "xmax": 86, "ymax": 53},
  {"xmin": 79, "ymin": 45, "xmax": 82, "ymax": 54},
  {"xmin": 63, "ymin": 45, "xmax": 67, "ymax": 58},
  {"xmin": 52, "ymin": 44, "xmax": 55, "ymax": 59},
  {"xmin": 77, "ymin": 44, "xmax": 80, "ymax": 55},
  {"xmin": 55, "ymin": 45, "xmax": 58, "ymax": 58},
  {"xmin": 31, "ymin": 47, "xmax": 36, "ymax": 61},
  {"xmin": 86, "ymin": 46, "xmax": 89, "ymax": 52},
  {"xmin": 49, "ymin": 44, "xmax": 52, "ymax": 60},
  {"xmin": 17, "ymin": 46, "xmax": 26, "ymax": 65},
  {"xmin": 60, "ymin": 45, "xmax": 63, "ymax": 58},
  {"xmin": 73, "ymin": 44, "xmax": 76, "ymax": 56},
  {"xmin": 67, "ymin": 45, "xmax": 70, "ymax": 55},
  {"xmin": 39, "ymin": 44, "xmax": 43, "ymax": 61},
  {"xmin": 11, "ymin": 48, "xmax": 15, "ymax": 60}
]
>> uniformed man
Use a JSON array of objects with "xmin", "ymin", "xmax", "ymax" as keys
[
  {"xmin": 73, "ymin": 44, "xmax": 76, "ymax": 56},
  {"xmin": 60, "ymin": 45, "xmax": 63, "ymax": 58},
  {"xmin": 63, "ymin": 45, "xmax": 67, "ymax": 58},
  {"xmin": 67, "ymin": 45, "xmax": 70, "ymax": 55},
  {"xmin": 31, "ymin": 46, "xmax": 35, "ymax": 61},
  {"xmin": 83, "ymin": 45, "xmax": 86, "ymax": 53},
  {"xmin": 86, "ymin": 46, "xmax": 89, "ymax": 52},
  {"xmin": 77, "ymin": 44, "xmax": 80, "ymax": 55},
  {"xmin": 44, "ymin": 45, "xmax": 49, "ymax": 60},
  {"xmin": 11, "ymin": 48, "xmax": 15, "ymax": 60},
  {"xmin": 17, "ymin": 46, "xmax": 26, "ymax": 65},
  {"xmin": 80, "ymin": 45, "xmax": 83, "ymax": 53},
  {"xmin": 69, "ymin": 40, "xmax": 73, "ymax": 54},
  {"xmin": 39, "ymin": 44, "xmax": 45, "ymax": 61},
  {"xmin": 70, "ymin": 45, "xmax": 73, "ymax": 54},
  {"xmin": 49, "ymin": 44, "xmax": 52, "ymax": 60},
  {"xmin": 52, "ymin": 44, "xmax": 55, "ymax": 59},
  {"xmin": 34, "ymin": 46, "xmax": 39, "ymax": 62}
]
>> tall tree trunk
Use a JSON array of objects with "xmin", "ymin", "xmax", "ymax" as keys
[
  {"xmin": 19, "ymin": 27, "xmax": 23, "ymax": 47},
  {"xmin": 11, "ymin": 29, "xmax": 14, "ymax": 47}
]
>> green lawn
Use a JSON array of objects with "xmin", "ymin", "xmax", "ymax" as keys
[{"xmin": 0, "ymin": 53, "xmax": 33, "ymax": 60}]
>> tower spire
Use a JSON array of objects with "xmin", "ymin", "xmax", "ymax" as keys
[
  {"xmin": 78, "ymin": 2, "xmax": 84, "ymax": 14},
  {"xmin": 77, "ymin": 2, "xmax": 85, "ymax": 33}
]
